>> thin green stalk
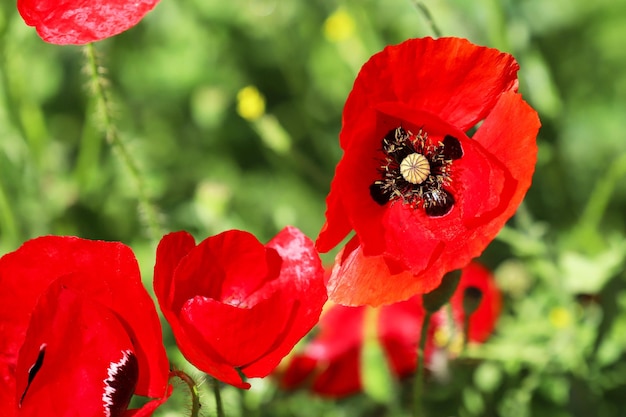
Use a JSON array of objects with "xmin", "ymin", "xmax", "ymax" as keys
[
  {"xmin": 0, "ymin": 178, "xmax": 19, "ymax": 245},
  {"xmin": 212, "ymin": 377, "xmax": 226, "ymax": 417},
  {"xmin": 413, "ymin": 311, "xmax": 432, "ymax": 417},
  {"xmin": 82, "ymin": 43, "xmax": 163, "ymax": 239},
  {"xmin": 170, "ymin": 370, "xmax": 201, "ymax": 417},
  {"xmin": 412, "ymin": 1, "xmax": 442, "ymax": 38},
  {"xmin": 579, "ymin": 152, "xmax": 626, "ymax": 234}
]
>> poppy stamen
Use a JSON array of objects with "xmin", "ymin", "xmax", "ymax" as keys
[{"xmin": 370, "ymin": 126, "xmax": 462, "ymax": 217}]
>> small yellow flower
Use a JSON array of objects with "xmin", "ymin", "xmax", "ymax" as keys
[
  {"xmin": 236, "ymin": 86, "xmax": 265, "ymax": 121},
  {"xmin": 549, "ymin": 307, "xmax": 572, "ymax": 328},
  {"xmin": 323, "ymin": 8, "xmax": 356, "ymax": 42}
]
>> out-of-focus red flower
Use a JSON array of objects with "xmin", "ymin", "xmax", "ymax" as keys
[
  {"xmin": 277, "ymin": 262, "xmax": 500, "ymax": 398},
  {"xmin": 442, "ymin": 262, "xmax": 501, "ymax": 343},
  {"xmin": 0, "ymin": 236, "xmax": 171, "ymax": 417},
  {"xmin": 153, "ymin": 226, "xmax": 328, "ymax": 389},
  {"xmin": 17, "ymin": 0, "xmax": 160, "ymax": 44},
  {"xmin": 317, "ymin": 37, "xmax": 540, "ymax": 306}
]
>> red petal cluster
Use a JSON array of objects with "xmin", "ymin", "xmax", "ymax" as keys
[
  {"xmin": 0, "ymin": 236, "xmax": 170, "ymax": 416},
  {"xmin": 277, "ymin": 262, "xmax": 500, "ymax": 398},
  {"xmin": 153, "ymin": 226, "xmax": 328, "ymax": 389},
  {"xmin": 17, "ymin": 0, "xmax": 160, "ymax": 44},
  {"xmin": 317, "ymin": 37, "xmax": 540, "ymax": 306}
]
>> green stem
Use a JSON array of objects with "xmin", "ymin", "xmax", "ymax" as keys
[
  {"xmin": 579, "ymin": 152, "xmax": 626, "ymax": 234},
  {"xmin": 413, "ymin": 1, "xmax": 442, "ymax": 38},
  {"xmin": 0, "ymin": 178, "xmax": 19, "ymax": 245},
  {"xmin": 82, "ymin": 43, "xmax": 163, "ymax": 239},
  {"xmin": 413, "ymin": 311, "xmax": 432, "ymax": 417},
  {"xmin": 169, "ymin": 370, "xmax": 201, "ymax": 417},
  {"xmin": 212, "ymin": 377, "xmax": 226, "ymax": 417}
]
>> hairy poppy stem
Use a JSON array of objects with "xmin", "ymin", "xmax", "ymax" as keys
[
  {"xmin": 413, "ymin": 311, "xmax": 432, "ymax": 417},
  {"xmin": 82, "ymin": 43, "xmax": 163, "ymax": 239},
  {"xmin": 169, "ymin": 370, "xmax": 201, "ymax": 417},
  {"xmin": 211, "ymin": 376, "xmax": 226, "ymax": 417}
]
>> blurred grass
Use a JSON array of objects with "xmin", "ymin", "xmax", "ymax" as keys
[{"xmin": 1, "ymin": 0, "xmax": 626, "ymax": 415}]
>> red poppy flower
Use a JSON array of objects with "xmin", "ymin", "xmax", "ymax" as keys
[
  {"xmin": 17, "ymin": 0, "xmax": 160, "ymax": 44},
  {"xmin": 0, "ymin": 236, "xmax": 171, "ymax": 416},
  {"xmin": 278, "ymin": 262, "xmax": 500, "ymax": 398},
  {"xmin": 153, "ymin": 226, "xmax": 328, "ymax": 389},
  {"xmin": 317, "ymin": 37, "xmax": 540, "ymax": 306},
  {"xmin": 440, "ymin": 261, "xmax": 501, "ymax": 343}
]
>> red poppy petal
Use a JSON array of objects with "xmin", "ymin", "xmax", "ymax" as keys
[
  {"xmin": 0, "ymin": 236, "xmax": 168, "ymax": 399},
  {"xmin": 472, "ymin": 90, "xmax": 540, "ymax": 212},
  {"xmin": 17, "ymin": 0, "xmax": 160, "ymax": 45},
  {"xmin": 316, "ymin": 183, "xmax": 354, "ymax": 253},
  {"xmin": 179, "ymin": 294, "xmax": 293, "ymax": 379},
  {"xmin": 169, "ymin": 230, "xmax": 281, "ymax": 313},
  {"xmin": 310, "ymin": 348, "xmax": 362, "ymax": 398},
  {"xmin": 16, "ymin": 283, "xmax": 140, "ymax": 416},
  {"xmin": 342, "ymin": 37, "xmax": 519, "ymax": 149},
  {"xmin": 308, "ymin": 304, "xmax": 365, "ymax": 361},
  {"xmin": 278, "ymin": 355, "xmax": 318, "ymax": 390},
  {"xmin": 378, "ymin": 297, "xmax": 425, "ymax": 377},
  {"xmin": 161, "ymin": 303, "xmax": 250, "ymax": 389},
  {"xmin": 123, "ymin": 384, "xmax": 173, "ymax": 417},
  {"xmin": 153, "ymin": 231, "xmax": 197, "ymax": 317},
  {"xmin": 449, "ymin": 262, "xmax": 502, "ymax": 342},
  {"xmin": 327, "ymin": 237, "xmax": 441, "ymax": 306},
  {"xmin": 243, "ymin": 227, "xmax": 327, "ymax": 377}
]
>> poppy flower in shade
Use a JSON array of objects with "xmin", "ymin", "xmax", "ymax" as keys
[
  {"xmin": 17, "ymin": 0, "xmax": 160, "ymax": 44},
  {"xmin": 439, "ymin": 261, "xmax": 501, "ymax": 344},
  {"xmin": 153, "ymin": 226, "xmax": 328, "ymax": 389},
  {"xmin": 277, "ymin": 262, "xmax": 500, "ymax": 398},
  {"xmin": 317, "ymin": 37, "xmax": 540, "ymax": 306},
  {"xmin": 0, "ymin": 236, "xmax": 171, "ymax": 416}
]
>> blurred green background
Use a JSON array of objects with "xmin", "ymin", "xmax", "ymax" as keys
[{"xmin": 1, "ymin": 0, "xmax": 626, "ymax": 416}]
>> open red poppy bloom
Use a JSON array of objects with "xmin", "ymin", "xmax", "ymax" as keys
[
  {"xmin": 17, "ymin": 0, "xmax": 160, "ymax": 44},
  {"xmin": 278, "ymin": 262, "xmax": 500, "ymax": 398},
  {"xmin": 153, "ymin": 226, "xmax": 328, "ymax": 389},
  {"xmin": 0, "ymin": 236, "xmax": 171, "ymax": 417},
  {"xmin": 317, "ymin": 37, "xmax": 540, "ymax": 306}
]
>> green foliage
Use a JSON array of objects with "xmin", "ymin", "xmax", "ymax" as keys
[{"xmin": 2, "ymin": 0, "xmax": 626, "ymax": 415}]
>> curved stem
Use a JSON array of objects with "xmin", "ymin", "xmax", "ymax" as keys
[
  {"xmin": 169, "ymin": 370, "xmax": 201, "ymax": 417},
  {"xmin": 82, "ymin": 43, "xmax": 163, "ymax": 239},
  {"xmin": 413, "ymin": 311, "xmax": 432, "ymax": 417}
]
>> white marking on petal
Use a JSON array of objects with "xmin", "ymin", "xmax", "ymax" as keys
[{"xmin": 102, "ymin": 349, "xmax": 133, "ymax": 417}]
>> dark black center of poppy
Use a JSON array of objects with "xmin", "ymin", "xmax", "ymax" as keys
[
  {"xmin": 103, "ymin": 350, "xmax": 139, "ymax": 417},
  {"xmin": 369, "ymin": 126, "xmax": 463, "ymax": 217}
]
